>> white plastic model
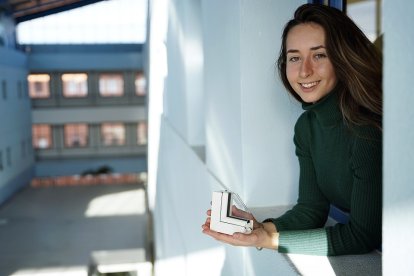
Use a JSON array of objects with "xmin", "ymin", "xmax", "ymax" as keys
[{"xmin": 210, "ymin": 190, "xmax": 254, "ymax": 235}]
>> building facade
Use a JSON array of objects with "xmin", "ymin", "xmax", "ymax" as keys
[
  {"xmin": 1, "ymin": 7, "xmax": 147, "ymax": 204},
  {"xmin": 26, "ymin": 44, "xmax": 147, "ymax": 178}
]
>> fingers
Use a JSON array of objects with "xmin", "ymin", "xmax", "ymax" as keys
[
  {"xmin": 212, "ymin": 231, "xmax": 256, "ymax": 246},
  {"xmin": 203, "ymin": 228, "xmax": 235, "ymax": 244},
  {"xmin": 202, "ymin": 209, "xmax": 211, "ymax": 235},
  {"xmin": 233, "ymin": 232, "xmax": 259, "ymax": 244},
  {"xmin": 201, "ymin": 223, "xmax": 209, "ymax": 231},
  {"xmin": 253, "ymin": 221, "xmax": 264, "ymax": 230},
  {"xmin": 202, "ymin": 226, "xmax": 261, "ymax": 247},
  {"xmin": 231, "ymin": 205, "xmax": 242, "ymax": 215},
  {"xmin": 203, "ymin": 207, "xmax": 256, "ymax": 246},
  {"xmin": 231, "ymin": 206, "xmax": 253, "ymax": 220},
  {"xmin": 202, "ymin": 217, "xmax": 211, "ymax": 229}
]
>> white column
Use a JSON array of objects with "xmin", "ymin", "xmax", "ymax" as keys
[{"xmin": 383, "ymin": 1, "xmax": 414, "ymax": 275}]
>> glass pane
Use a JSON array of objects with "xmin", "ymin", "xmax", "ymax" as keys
[
  {"xmin": 32, "ymin": 124, "xmax": 52, "ymax": 149},
  {"xmin": 347, "ymin": 0, "xmax": 381, "ymax": 42},
  {"xmin": 62, "ymin": 73, "xmax": 88, "ymax": 97},
  {"xmin": 135, "ymin": 72, "xmax": 146, "ymax": 96},
  {"xmin": 137, "ymin": 121, "xmax": 147, "ymax": 145},
  {"xmin": 101, "ymin": 123, "xmax": 125, "ymax": 146},
  {"xmin": 64, "ymin": 124, "xmax": 88, "ymax": 147},
  {"xmin": 28, "ymin": 74, "xmax": 50, "ymax": 98},
  {"xmin": 99, "ymin": 74, "xmax": 124, "ymax": 97}
]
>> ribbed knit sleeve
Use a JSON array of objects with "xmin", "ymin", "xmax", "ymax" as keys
[{"xmin": 264, "ymin": 95, "xmax": 382, "ymax": 256}]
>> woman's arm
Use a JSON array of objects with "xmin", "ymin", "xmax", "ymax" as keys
[{"xmin": 275, "ymin": 127, "xmax": 382, "ymax": 256}]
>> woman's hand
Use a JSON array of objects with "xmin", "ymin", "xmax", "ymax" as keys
[{"xmin": 201, "ymin": 208, "xmax": 279, "ymax": 250}]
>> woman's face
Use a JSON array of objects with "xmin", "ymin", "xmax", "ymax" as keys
[{"xmin": 285, "ymin": 23, "xmax": 337, "ymax": 103}]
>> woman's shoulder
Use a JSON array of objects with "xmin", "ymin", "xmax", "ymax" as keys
[
  {"xmin": 293, "ymin": 111, "xmax": 313, "ymax": 145},
  {"xmin": 295, "ymin": 110, "xmax": 314, "ymax": 134},
  {"xmin": 295, "ymin": 111, "xmax": 313, "ymax": 130}
]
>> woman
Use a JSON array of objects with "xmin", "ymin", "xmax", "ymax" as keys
[{"xmin": 202, "ymin": 3, "xmax": 382, "ymax": 256}]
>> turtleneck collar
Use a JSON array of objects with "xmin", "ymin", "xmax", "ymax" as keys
[{"xmin": 301, "ymin": 88, "xmax": 343, "ymax": 127}]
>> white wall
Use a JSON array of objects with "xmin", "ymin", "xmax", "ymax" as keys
[
  {"xmin": 203, "ymin": 0, "xmax": 303, "ymax": 205},
  {"xmin": 383, "ymin": 1, "xmax": 414, "ymax": 275},
  {"xmin": 239, "ymin": 1, "xmax": 303, "ymax": 206},
  {"xmin": 147, "ymin": 0, "xmax": 305, "ymax": 275},
  {"xmin": 203, "ymin": 0, "xmax": 244, "ymax": 195},
  {"xmin": 164, "ymin": 0, "xmax": 205, "ymax": 147}
]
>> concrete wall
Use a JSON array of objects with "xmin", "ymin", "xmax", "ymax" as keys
[
  {"xmin": 26, "ymin": 44, "xmax": 143, "ymax": 71},
  {"xmin": 0, "ymin": 12, "xmax": 17, "ymax": 48},
  {"xmin": 383, "ymin": 1, "xmax": 414, "ymax": 275},
  {"xmin": 147, "ymin": 0, "xmax": 304, "ymax": 275},
  {"xmin": 35, "ymin": 157, "xmax": 147, "ymax": 177},
  {"xmin": 164, "ymin": 0, "xmax": 205, "ymax": 147},
  {"xmin": 0, "ymin": 47, "xmax": 35, "ymax": 205},
  {"xmin": 203, "ymin": 0, "xmax": 303, "ymax": 206}
]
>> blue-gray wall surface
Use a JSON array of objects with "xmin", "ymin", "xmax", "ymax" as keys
[
  {"xmin": 26, "ymin": 44, "xmax": 143, "ymax": 71},
  {"xmin": 0, "ymin": 47, "xmax": 35, "ymax": 205},
  {"xmin": 35, "ymin": 157, "xmax": 147, "ymax": 177}
]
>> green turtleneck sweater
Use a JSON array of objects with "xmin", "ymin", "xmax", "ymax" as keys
[{"xmin": 265, "ymin": 90, "xmax": 382, "ymax": 256}]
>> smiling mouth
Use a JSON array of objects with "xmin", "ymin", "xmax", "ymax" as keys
[{"xmin": 300, "ymin": 81, "xmax": 320, "ymax": 89}]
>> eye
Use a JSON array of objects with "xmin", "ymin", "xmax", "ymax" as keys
[
  {"xmin": 314, "ymin": 53, "xmax": 327, "ymax": 60},
  {"xmin": 288, "ymin": 56, "xmax": 300, "ymax": 62}
]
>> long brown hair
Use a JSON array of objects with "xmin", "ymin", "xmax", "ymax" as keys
[{"xmin": 278, "ymin": 4, "xmax": 382, "ymax": 130}]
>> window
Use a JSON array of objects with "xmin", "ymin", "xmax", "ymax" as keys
[
  {"xmin": 101, "ymin": 123, "xmax": 125, "ymax": 146},
  {"xmin": 64, "ymin": 124, "xmax": 88, "ymax": 147},
  {"xmin": 62, "ymin": 73, "xmax": 88, "ymax": 97},
  {"xmin": 28, "ymin": 74, "xmax": 50, "ymax": 99},
  {"xmin": 135, "ymin": 72, "xmax": 146, "ymax": 96},
  {"xmin": 347, "ymin": 0, "xmax": 381, "ymax": 42},
  {"xmin": 32, "ymin": 124, "xmax": 53, "ymax": 149},
  {"xmin": 2, "ymin": 80, "xmax": 6, "ymax": 100},
  {"xmin": 99, "ymin": 73, "xmax": 124, "ymax": 97},
  {"xmin": 137, "ymin": 121, "xmax": 148, "ymax": 145}
]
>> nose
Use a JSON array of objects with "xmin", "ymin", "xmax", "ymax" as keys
[{"xmin": 299, "ymin": 56, "xmax": 312, "ymax": 78}]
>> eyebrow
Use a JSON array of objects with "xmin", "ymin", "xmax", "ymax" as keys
[{"xmin": 286, "ymin": 45, "xmax": 326, "ymax": 54}]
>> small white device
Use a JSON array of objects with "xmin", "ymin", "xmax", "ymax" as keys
[{"xmin": 210, "ymin": 190, "xmax": 254, "ymax": 235}]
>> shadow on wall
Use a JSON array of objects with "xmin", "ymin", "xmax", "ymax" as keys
[{"xmin": 153, "ymin": 119, "xmax": 228, "ymax": 275}]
